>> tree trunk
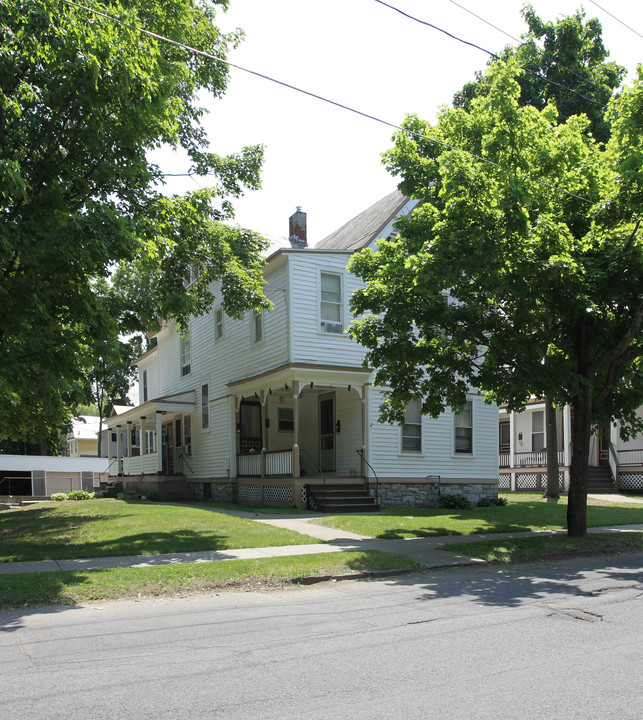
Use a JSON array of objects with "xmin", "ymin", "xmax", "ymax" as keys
[
  {"xmin": 544, "ymin": 395, "xmax": 560, "ymax": 499},
  {"xmin": 567, "ymin": 386, "xmax": 593, "ymax": 536}
]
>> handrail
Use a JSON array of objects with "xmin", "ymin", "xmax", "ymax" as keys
[
  {"xmin": 300, "ymin": 447, "xmax": 327, "ymax": 504},
  {"xmin": 357, "ymin": 449, "xmax": 379, "ymax": 506}
]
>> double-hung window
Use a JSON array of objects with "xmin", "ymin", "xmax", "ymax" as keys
[
  {"xmin": 201, "ymin": 384, "xmax": 209, "ymax": 430},
  {"xmin": 252, "ymin": 310, "xmax": 263, "ymax": 344},
  {"xmin": 180, "ymin": 332, "xmax": 191, "ymax": 376},
  {"xmin": 141, "ymin": 369, "xmax": 148, "ymax": 403},
  {"xmin": 214, "ymin": 307, "xmax": 224, "ymax": 341},
  {"xmin": 320, "ymin": 272, "xmax": 343, "ymax": 334},
  {"xmin": 455, "ymin": 401, "xmax": 473, "ymax": 453},
  {"xmin": 401, "ymin": 399, "xmax": 422, "ymax": 452}
]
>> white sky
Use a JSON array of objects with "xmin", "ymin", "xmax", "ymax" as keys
[{"xmin": 150, "ymin": 0, "xmax": 643, "ymax": 245}]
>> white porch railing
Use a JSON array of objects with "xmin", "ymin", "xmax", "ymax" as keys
[
  {"xmin": 238, "ymin": 453, "xmax": 261, "ymax": 477},
  {"xmin": 500, "ymin": 450, "xmax": 565, "ymax": 468},
  {"xmin": 238, "ymin": 449, "xmax": 293, "ymax": 477},
  {"xmin": 266, "ymin": 450, "xmax": 292, "ymax": 476},
  {"xmin": 123, "ymin": 454, "xmax": 158, "ymax": 476},
  {"xmin": 617, "ymin": 449, "xmax": 643, "ymax": 466}
]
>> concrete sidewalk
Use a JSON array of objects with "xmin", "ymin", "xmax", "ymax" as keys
[{"xmin": 1, "ymin": 505, "xmax": 642, "ymax": 576}]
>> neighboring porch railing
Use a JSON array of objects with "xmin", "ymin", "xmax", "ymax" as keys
[
  {"xmin": 617, "ymin": 449, "xmax": 643, "ymax": 466},
  {"xmin": 500, "ymin": 450, "xmax": 565, "ymax": 468},
  {"xmin": 237, "ymin": 449, "xmax": 293, "ymax": 477},
  {"xmin": 123, "ymin": 454, "xmax": 158, "ymax": 476}
]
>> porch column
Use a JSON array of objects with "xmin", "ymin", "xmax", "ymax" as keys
[
  {"xmin": 360, "ymin": 388, "xmax": 367, "ymax": 478},
  {"xmin": 509, "ymin": 411, "xmax": 516, "ymax": 491},
  {"xmin": 292, "ymin": 381, "xmax": 300, "ymax": 478},
  {"xmin": 156, "ymin": 411, "xmax": 163, "ymax": 474},
  {"xmin": 116, "ymin": 425, "xmax": 123, "ymax": 475},
  {"xmin": 126, "ymin": 421, "xmax": 132, "ymax": 457},
  {"xmin": 260, "ymin": 390, "xmax": 267, "ymax": 478},
  {"xmin": 107, "ymin": 425, "xmax": 113, "ymax": 471}
]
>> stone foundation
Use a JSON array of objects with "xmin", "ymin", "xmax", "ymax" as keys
[
  {"xmin": 370, "ymin": 481, "xmax": 498, "ymax": 508},
  {"xmin": 189, "ymin": 481, "xmax": 235, "ymax": 503}
]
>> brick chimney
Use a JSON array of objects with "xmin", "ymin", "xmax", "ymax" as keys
[{"xmin": 288, "ymin": 207, "xmax": 307, "ymax": 248}]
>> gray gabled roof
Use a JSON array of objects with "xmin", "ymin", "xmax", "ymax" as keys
[{"xmin": 314, "ymin": 188, "xmax": 410, "ymax": 251}]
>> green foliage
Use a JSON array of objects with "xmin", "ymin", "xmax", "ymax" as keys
[
  {"xmin": 349, "ymin": 34, "xmax": 643, "ymax": 534},
  {"xmin": 50, "ymin": 493, "xmax": 68, "ymax": 501},
  {"xmin": 478, "ymin": 496, "xmax": 508, "ymax": 507},
  {"xmin": 453, "ymin": 5, "xmax": 625, "ymax": 143},
  {"xmin": 436, "ymin": 493, "xmax": 471, "ymax": 510},
  {"xmin": 67, "ymin": 490, "xmax": 93, "ymax": 500},
  {"xmin": 0, "ymin": 0, "xmax": 268, "ymax": 442}
]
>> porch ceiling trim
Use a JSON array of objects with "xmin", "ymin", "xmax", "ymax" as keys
[
  {"xmin": 106, "ymin": 390, "xmax": 196, "ymax": 426},
  {"xmin": 227, "ymin": 362, "xmax": 372, "ymax": 395}
]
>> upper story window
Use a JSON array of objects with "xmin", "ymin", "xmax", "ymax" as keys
[
  {"xmin": 180, "ymin": 331, "xmax": 191, "ymax": 376},
  {"xmin": 252, "ymin": 310, "xmax": 263, "ymax": 344},
  {"xmin": 401, "ymin": 399, "xmax": 422, "ymax": 452},
  {"xmin": 141, "ymin": 368, "xmax": 148, "ymax": 403},
  {"xmin": 455, "ymin": 401, "xmax": 473, "ymax": 453},
  {"xmin": 214, "ymin": 307, "xmax": 224, "ymax": 341},
  {"xmin": 184, "ymin": 264, "xmax": 199, "ymax": 287},
  {"xmin": 320, "ymin": 272, "xmax": 343, "ymax": 334}
]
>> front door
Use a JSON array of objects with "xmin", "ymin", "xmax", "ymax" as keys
[
  {"xmin": 240, "ymin": 402, "xmax": 262, "ymax": 453},
  {"xmin": 319, "ymin": 395, "xmax": 335, "ymax": 472}
]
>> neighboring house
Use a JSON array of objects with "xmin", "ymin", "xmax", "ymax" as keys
[
  {"xmin": 0, "ymin": 454, "xmax": 108, "ymax": 497},
  {"xmin": 105, "ymin": 191, "xmax": 500, "ymax": 508},
  {"xmin": 499, "ymin": 403, "xmax": 643, "ymax": 493},
  {"xmin": 67, "ymin": 415, "xmax": 101, "ymax": 457}
]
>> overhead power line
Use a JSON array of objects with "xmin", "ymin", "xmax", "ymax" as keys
[
  {"xmin": 60, "ymin": 0, "xmax": 593, "ymax": 204},
  {"xmin": 446, "ymin": 0, "xmax": 614, "ymax": 96},
  {"xmin": 587, "ymin": 0, "xmax": 643, "ymax": 41},
  {"xmin": 373, "ymin": 0, "xmax": 608, "ymax": 111}
]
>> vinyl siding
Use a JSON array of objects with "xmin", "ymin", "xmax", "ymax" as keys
[{"xmin": 367, "ymin": 388, "xmax": 498, "ymax": 480}]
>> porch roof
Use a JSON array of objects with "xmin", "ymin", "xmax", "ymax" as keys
[
  {"xmin": 227, "ymin": 362, "xmax": 372, "ymax": 397},
  {"xmin": 105, "ymin": 390, "xmax": 196, "ymax": 427}
]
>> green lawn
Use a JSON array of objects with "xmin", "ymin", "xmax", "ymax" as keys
[
  {"xmin": 0, "ymin": 551, "xmax": 420, "ymax": 609},
  {"xmin": 449, "ymin": 532, "xmax": 643, "ymax": 563},
  {"xmin": 312, "ymin": 494, "xmax": 643, "ymax": 539},
  {"xmin": 0, "ymin": 499, "xmax": 320, "ymax": 562}
]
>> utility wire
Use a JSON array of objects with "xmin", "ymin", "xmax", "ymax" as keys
[
  {"xmin": 374, "ymin": 0, "xmax": 607, "ymax": 111},
  {"xmin": 61, "ymin": 0, "xmax": 594, "ymax": 204},
  {"xmin": 587, "ymin": 0, "xmax": 643, "ymax": 41},
  {"xmin": 446, "ymin": 0, "xmax": 613, "ymax": 96}
]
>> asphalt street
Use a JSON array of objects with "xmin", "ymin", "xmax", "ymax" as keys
[{"xmin": 1, "ymin": 553, "xmax": 642, "ymax": 720}]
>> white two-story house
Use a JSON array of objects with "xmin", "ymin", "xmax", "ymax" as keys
[{"xmin": 105, "ymin": 191, "xmax": 500, "ymax": 509}]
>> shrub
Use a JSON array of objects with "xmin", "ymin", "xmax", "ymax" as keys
[
  {"xmin": 478, "ymin": 496, "xmax": 508, "ymax": 507},
  {"xmin": 68, "ymin": 490, "xmax": 93, "ymax": 501},
  {"xmin": 90, "ymin": 491, "xmax": 104, "ymax": 499},
  {"xmin": 436, "ymin": 493, "xmax": 471, "ymax": 509},
  {"xmin": 50, "ymin": 492, "xmax": 68, "ymax": 502}
]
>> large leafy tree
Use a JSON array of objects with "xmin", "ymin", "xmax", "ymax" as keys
[
  {"xmin": 0, "ymin": 0, "xmax": 268, "ymax": 442},
  {"xmin": 454, "ymin": 6, "xmax": 625, "ymax": 143},
  {"xmin": 456, "ymin": 7, "xmax": 626, "ymax": 500},
  {"xmin": 349, "ymin": 58, "xmax": 643, "ymax": 536}
]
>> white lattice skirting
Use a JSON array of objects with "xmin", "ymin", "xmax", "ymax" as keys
[
  {"xmin": 238, "ymin": 484, "xmax": 294, "ymax": 506},
  {"xmin": 238, "ymin": 485, "xmax": 262, "ymax": 502},
  {"xmin": 619, "ymin": 473, "xmax": 643, "ymax": 491}
]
